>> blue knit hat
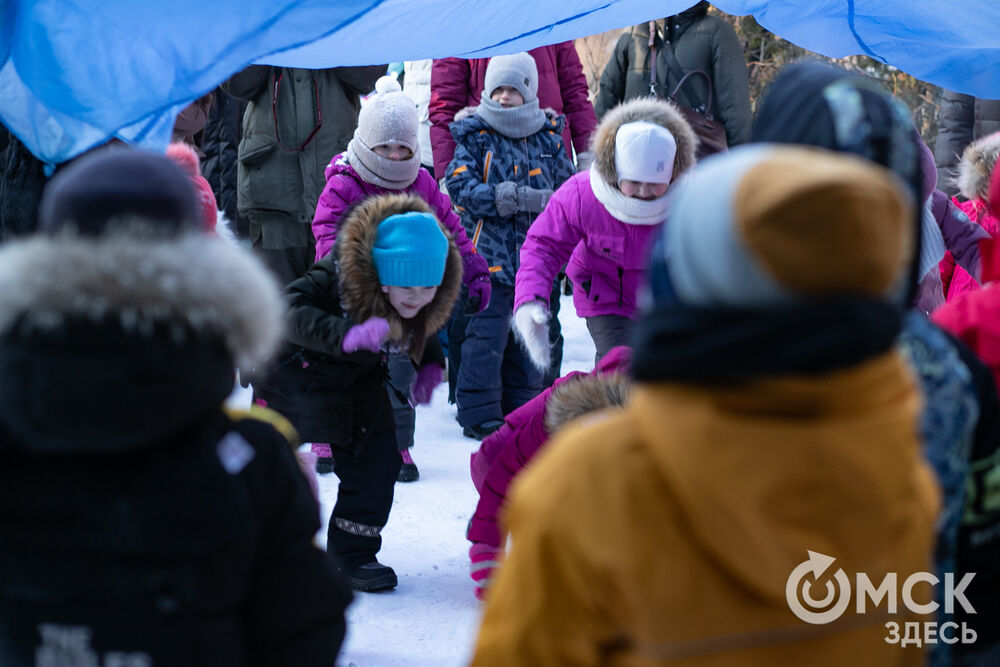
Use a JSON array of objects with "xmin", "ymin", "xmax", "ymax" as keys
[{"xmin": 372, "ymin": 211, "xmax": 449, "ymax": 287}]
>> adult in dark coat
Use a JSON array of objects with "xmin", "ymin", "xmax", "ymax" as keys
[
  {"xmin": 595, "ymin": 1, "xmax": 752, "ymax": 147},
  {"xmin": 0, "ymin": 147, "xmax": 352, "ymax": 666},
  {"xmin": 934, "ymin": 90, "xmax": 1000, "ymax": 197},
  {"xmin": 224, "ymin": 65, "xmax": 385, "ymax": 285},
  {"xmin": 201, "ymin": 87, "xmax": 248, "ymax": 237},
  {"xmin": 253, "ymin": 193, "xmax": 462, "ymax": 591}
]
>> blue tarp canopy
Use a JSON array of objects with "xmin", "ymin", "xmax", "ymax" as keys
[{"xmin": 2, "ymin": 0, "xmax": 999, "ymax": 166}]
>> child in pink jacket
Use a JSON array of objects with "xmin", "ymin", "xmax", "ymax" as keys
[
  {"xmin": 467, "ymin": 346, "xmax": 631, "ymax": 600},
  {"xmin": 512, "ymin": 98, "xmax": 695, "ymax": 368},
  {"xmin": 940, "ymin": 131, "xmax": 1000, "ymax": 301},
  {"xmin": 310, "ymin": 76, "xmax": 492, "ymax": 481}
]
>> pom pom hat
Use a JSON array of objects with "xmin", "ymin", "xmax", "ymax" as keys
[
  {"xmin": 355, "ymin": 76, "xmax": 419, "ymax": 153},
  {"xmin": 656, "ymin": 145, "xmax": 913, "ymax": 308},
  {"xmin": 372, "ymin": 211, "xmax": 449, "ymax": 287}
]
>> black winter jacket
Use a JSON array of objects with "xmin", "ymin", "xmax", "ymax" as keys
[
  {"xmin": 254, "ymin": 193, "xmax": 462, "ymax": 446},
  {"xmin": 0, "ymin": 227, "xmax": 351, "ymax": 666},
  {"xmin": 595, "ymin": 2, "xmax": 752, "ymax": 146}
]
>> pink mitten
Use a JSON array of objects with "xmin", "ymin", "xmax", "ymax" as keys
[
  {"xmin": 294, "ymin": 450, "xmax": 321, "ymax": 508},
  {"xmin": 463, "ymin": 253, "xmax": 492, "ymax": 313},
  {"xmin": 410, "ymin": 363, "xmax": 444, "ymax": 405},
  {"xmin": 469, "ymin": 542, "xmax": 504, "ymax": 601},
  {"xmin": 342, "ymin": 317, "xmax": 390, "ymax": 354}
]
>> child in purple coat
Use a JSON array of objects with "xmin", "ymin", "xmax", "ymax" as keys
[
  {"xmin": 511, "ymin": 97, "xmax": 695, "ymax": 368},
  {"xmin": 467, "ymin": 346, "xmax": 631, "ymax": 600},
  {"xmin": 311, "ymin": 76, "xmax": 492, "ymax": 481}
]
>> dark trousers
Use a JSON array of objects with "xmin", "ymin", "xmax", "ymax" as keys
[
  {"xmin": 327, "ymin": 425, "xmax": 401, "ymax": 569},
  {"xmin": 449, "ymin": 277, "xmax": 563, "ymax": 399},
  {"xmin": 249, "ymin": 216, "xmax": 315, "ymax": 287},
  {"xmin": 585, "ymin": 314, "xmax": 634, "ymax": 365},
  {"xmin": 386, "ymin": 352, "xmax": 415, "ymax": 451},
  {"xmin": 456, "ymin": 281, "xmax": 543, "ymax": 428}
]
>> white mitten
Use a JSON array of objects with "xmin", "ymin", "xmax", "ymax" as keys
[{"xmin": 512, "ymin": 301, "xmax": 551, "ymax": 371}]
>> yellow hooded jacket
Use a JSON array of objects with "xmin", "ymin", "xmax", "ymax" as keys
[{"xmin": 471, "ymin": 351, "xmax": 939, "ymax": 666}]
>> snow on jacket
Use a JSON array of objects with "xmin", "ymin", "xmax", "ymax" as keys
[
  {"xmin": 467, "ymin": 346, "xmax": 631, "ymax": 549},
  {"xmin": 471, "ymin": 352, "xmax": 938, "ymax": 666},
  {"xmin": 310, "ymin": 153, "xmax": 489, "ymax": 287},
  {"xmin": 0, "ymin": 226, "xmax": 351, "ymax": 666},
  {"xmin": 513, "ymin": 98, "xmax": 696, "ymax": 319},
  {"xmin": 258, "ymin": 194, "xmax": 462, "ymax": 445},
  {"xmin": 939, "ymin": 132, "xmax": 1000, "ymax": 301},
  {"xmin": 446, "ymin": 108, "xmax": 576, "ymax": 285},
  {"xmin": 429, "ymin": 44, "xmax": 598, "ymax": 180},
  {"xmin": 594, "ymin": 3, "xmax": 753, "ymax": 146}
]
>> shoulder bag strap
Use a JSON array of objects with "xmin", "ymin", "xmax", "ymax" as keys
[{"xmin": 660, "ymin": 40, "xmax": 713, "ymax": 116}]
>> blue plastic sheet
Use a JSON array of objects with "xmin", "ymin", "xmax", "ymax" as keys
[{"xmin": 2, "ymin": 0, "xmax": 999, "ymax": 166}]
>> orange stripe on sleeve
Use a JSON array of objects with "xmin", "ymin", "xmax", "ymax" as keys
[
  {"xmin": 452, "ymin": 165, "xmax": 467, "ymax": 176},
  {"xmin": 528, "ymin": 168, "xmax": 542, "ymax": 177}
]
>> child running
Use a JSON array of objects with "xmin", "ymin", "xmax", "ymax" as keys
[
  {"xmin": 255, "ymin": 193, "xmax": 462, "ymax": 591},
  {"xmin": 511, "ymin": 97, "xmax": 695, "ymax": 368},
  {"xmin": 445, "ymin": 52, "xmax": 577, "ymax": 440},
  {"xmin": 311, "ymin": 75, "xmax": 491, "ymax": 481}
]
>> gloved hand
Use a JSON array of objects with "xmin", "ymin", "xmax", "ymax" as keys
[
  {"xmin": 463, "ymin": 252, "xmax": 492, "ymax": 313},
  {"xmin": 469, "ymin": 542, "xmax": 504, "ymax": 601},
  {"xmin": 512, "ymin": 301, "xmax": 550, "ymax": 371},
  {"xmin": 494, "ymin": 181, "xmax": 518, "ymax": 217},
  {"xmin": 341, "ymin": 317, "xmax": 390, "ymax": 354},
  {"xmin": 294, "ymin": 450, "xmax": 321, "ymax": 507},
  {"xmin": 575, "ymin": 151, "xmax": 595, "ymax": 172},
  {"xmin": 517, "ymin": 186, "xmax": 553, "ymax": 214},
  {"xmin": 410, "ymin": 363, "xmax": 444, "ymax": 405}
]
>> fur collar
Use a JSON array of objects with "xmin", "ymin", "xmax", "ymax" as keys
[
  {"xmin": 956, "ymin": 131, "xmax": 1000, "ymax": 201},
  {"xmin": 592, "ymin": 97, "xmax": 697, "ymax": 189},
  {"xmin": 335, "ymin": 193, "xmax": 462, "ymax": 360},
  {"xmin": 544, "ymin": 372, "xmax": 632, "ymax": 434},
  {"xmin": 0, "ymin": 228, "xmax": 284, "ymax": 369}
]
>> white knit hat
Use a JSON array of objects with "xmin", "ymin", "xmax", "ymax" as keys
[
  {"xmin": 356, "ymin": 76, "xmax": 419, "ymax": 152},
  {"xmin": 614, "ymin": 121, "xmax": 677, "ymax": 185},
  {"xmin": 483, "ymin": 53, "xmax": 538, "ymax": 103}
]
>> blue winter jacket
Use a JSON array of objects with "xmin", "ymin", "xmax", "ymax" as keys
[{"xmin": 446, "ymin": 110, "xmax": 576, "ymax": 285}]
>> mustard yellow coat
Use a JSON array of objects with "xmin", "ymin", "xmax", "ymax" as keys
[{"xmin": 471, "ymin": 351, "xmax": 939, "ymax": 666}]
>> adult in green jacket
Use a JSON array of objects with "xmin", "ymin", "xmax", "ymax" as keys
[
  {"xmin": 225, "ymin": 65, "xmax": 385, "ymax": 285},
  {"xmin": 595, "ymin": 2, "xmax": 752, "ymax": 148}
]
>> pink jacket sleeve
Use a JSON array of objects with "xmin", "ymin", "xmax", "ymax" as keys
[
  {"xmin": 514, "ymin": 181, "xmax": 584, "ymax": 311},
  {"xmin": 554, "ymin": 42, "xmax": 598, "ymax": 155},
  {"xmin": 467, "ymin": 383, "xmax": 561, "ymax": 547},
  {"xmin": 429, "ymin": 58, "xmax": 473, "ymax": 180},
  {"xmin": 312, "ymin": 175, "xmax": 357, "ymax": 262}
]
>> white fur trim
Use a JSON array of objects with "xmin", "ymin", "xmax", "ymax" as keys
[
  {"xmin": 0, "ymin": 231, "xmax": 285, "ymax": 368},
  {"xmin": 589, "ymin": 165, "xmax": 670, "ymax": 226},
  {"xmin": 512, "ymin": 301, "xmax": 550, "ymax": 371}
]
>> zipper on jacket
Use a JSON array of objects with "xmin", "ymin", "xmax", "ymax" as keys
[
  {"xmin": 618, "ymin": 267, "xmax": 624, "ymax": 307},
  {"xmin": 483, "ymin": 151, "xmax": 493, "ymax": 183}
]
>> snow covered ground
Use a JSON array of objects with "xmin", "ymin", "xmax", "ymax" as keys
[{"xmin": 230, "ymin": 293, "xmax": 595, "ymax": 666}]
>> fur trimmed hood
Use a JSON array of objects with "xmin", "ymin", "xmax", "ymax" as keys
[
  {"xmin": 0, "ymin": 229, "xmax": 283, "ymax": 368},
  {"xmin": 336, "ymin": 193, "xmax": 462, "ymax": 359},
  {"xmin": 544, "ymin": 372, "xmax": 632, "ymax": 434},
  {"xmin": 591, "ymin": 97, "xmax": 697, "ymax": 187},
  {"xmin": 0, "ymin": 228, "xmax": 285, "ymax": 453},
  {"xmin": 955, "ymin": 131, "xmax": 1000, "ymax": 202}
]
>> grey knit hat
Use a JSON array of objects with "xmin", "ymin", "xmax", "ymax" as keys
[
  {"xmin": 484, "ymin": 52, "xmax": 538, "ymax": 103},
  {"xmin": 355, "ymin": 75, "xmax": 419, "ymax": 152}
]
